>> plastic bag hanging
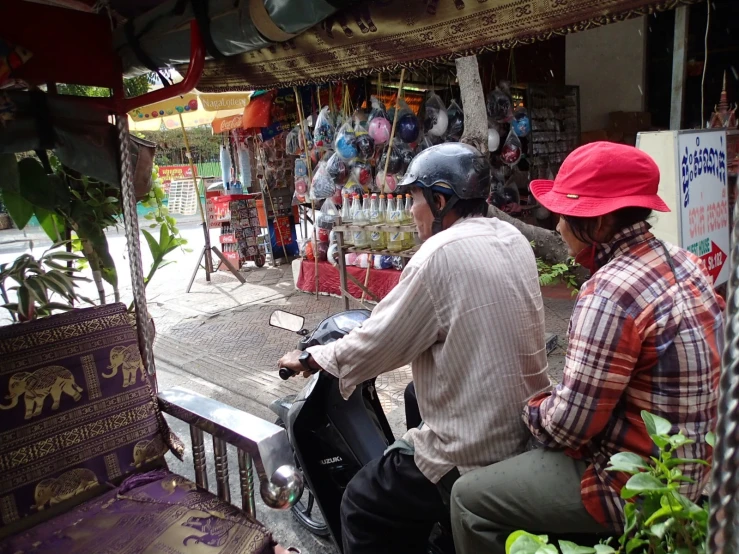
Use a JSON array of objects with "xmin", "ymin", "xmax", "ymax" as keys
[
  {"xmin": 354, "ymin": 120, "xmax": 375, "ymax": 161},
  {"xmin": 319, "ymin": 197, "xmax": 339, "ymax": 228},
  {"xmin": 424, "ymin": 93, "xmax": 448, "ymax": 137},
  {"xmin": 334, "ymin": 120, "xmax": 358, "ymax": 160},
  {"xmin": 500, "ymin": 128, "xmax": 522, "ymax": 166},
  {"xmin": 294, "ymin": 157, "xmax": 309, "ymax": 197},
  {"xmin": 487, "ymin": 120, "xmax": 501, "ymax": 152},
  {"xmin": 486, "ymin": 82, "xmax": 514, "ymax": 123},
  {"xmin": 311, "ymin": 159, "xmax": 336, "ymax": 200},
  {"xmin": 396, "ymin": 99, "xmax": 420, "ymax": 144},
  {"xmin": 326, "ymin": 152, "xmax": 349, "ymax": 185},
  {"xmin": 238, "ymin": 142, "xmax": 252, "ymax": 190},
  {"xmin": 314, "ymin": 106, "xmax": 335, "ymax": 149},
  {"xmin": 368, "ymin": 96, "xmax": 392, "ymax": 145},
  {"xmin": 220, "ymin": 144, "xmax": 232, "ymax": 188},
  {"xmin": 446, "ymin": 100, "xmax": 464, "ymax": 142},
  {"xmin": 512, "ymin": 107, "xmax": 531, "ymax": 138},
  {"xmin": 286, "ymin": 125, "xmax": 301, "ymax": 155},
  {"xmin": 353, "ymin": 107, "xmax": 369, "ymax": 131},
  {"xmin": 378, "ymin": 144, "xmax": 404, "ymax": 175},
  {"xmin": 352, "ymin": 160, "xmax": 373, "ymax": 189}
]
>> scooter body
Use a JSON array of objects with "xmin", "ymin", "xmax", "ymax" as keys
[{"xmin": 270, "ymin": 309, "xmax": 395, "ymax": 551}]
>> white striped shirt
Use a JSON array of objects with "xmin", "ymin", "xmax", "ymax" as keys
[{"xmin": 308, "ymin": 217, "xmax": 552, "ymax": 483}]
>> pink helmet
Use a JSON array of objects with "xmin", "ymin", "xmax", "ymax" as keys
[{"xmin": 368, "ymin": 117, "xmax": 392, "ymax": 145}]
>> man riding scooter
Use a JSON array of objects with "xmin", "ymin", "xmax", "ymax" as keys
[{"xmin": 278, "ymin": 142, "xmax": 552, "ymax": 554}]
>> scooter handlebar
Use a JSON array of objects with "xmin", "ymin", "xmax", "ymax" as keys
[{"xmin": 279, "ymin": 367, "xmax": 298, "ymax": 380}]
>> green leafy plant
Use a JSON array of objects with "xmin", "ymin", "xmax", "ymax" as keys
[
  {"xmin": 0, "ymin": 243, "xmax": 94, "ymax": 322},
  {"xmin": 507, "ymin": 411, "xmax": 712, "ymax": 554},
  {"xmin": 139, "ymin": 166, "xmax": 189, "ymax": 288},
  {"xmin": 532, "ymin": 242, "xmax": 580, "ymax": 294}
]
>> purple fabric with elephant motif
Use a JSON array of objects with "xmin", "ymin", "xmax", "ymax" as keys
[
  {"xmin": 0, "ymin": 304, "xmax": 179, "ymax": 531},
  {"xmin": 0, "ymin": 470, "xmax": 275, "ymax": 553}
]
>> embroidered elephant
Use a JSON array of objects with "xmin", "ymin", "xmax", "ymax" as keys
[
  {"xmin": 161, "ymin": 475, "xmax": 197, "ymax": 496},
  {"xmin": 33, "ymin": 468, "xmax": 98, "ymax": 510},
  {"xmin": 103, "ymin": 345, "xmax": 144, "ymax": 387},
  {"xmin": 182, "ymin": 515, "xmax": 236, "ymax": 547},
  {"xmin": 130, "ymin": 437, "xmax": 168, "ymax": 468},
  {"xmin": 0, "ymin": 366, "xmax": 83, "ymax": 420}
]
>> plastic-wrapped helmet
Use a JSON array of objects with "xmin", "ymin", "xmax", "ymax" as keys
[
  {"xmin": 355, "ymin": 133, "xmax": 375, "ymax": 160},
  {"xmin": 326, "ymin": 153, "xmax": 349, "ymax": 184},
  {"xmin": 368, "ymin": 117, "xmax": 391, "ymax": 144},
  {"xmin": 397, "ymin": 114, "xmax": 420, "ymax": 143},
  {"xmin": 378, "ymin": 146, "xmax": 403, "ymax": 174},
  {"xmin": 335, "ymin": 133, "xmax": 358, "ymax": 160}
]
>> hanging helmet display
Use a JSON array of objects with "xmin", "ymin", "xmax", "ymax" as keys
[
  {"xmin": 379, "ymin": 145, "xmax": 403, "ymax": 174},
  {"xmin": 314, "ymin": 107, "xmax": 335, "ymax": 148},
  {"xmin": 326, "ymin": 152, "xmax": 349, "ymax": 184},
  {"xmin": 512, "ymin": 108, "xmax": 531, "ymax": 138},
  {"xmin": 398, "ymin": 113, "xmax": 420, "ymax": 143},
  {"xmin": 369, "ymin": 117, "xmax": 392, "ymax": 144},
  {"xmin": 353, "ymin": 160, "xmax": 373, "ymax": 186},
  {"xmin": 355, "ymin": 133, "xmax": 375, "ymax": 160},
  {"xmin": 446, "ymin": 100, "xmax": 464, "ymax": 142},
  {"xmin": 424, "ymin": 93, "xmax": 449, "ymax": 137},
  {"xmin": 334, "ymin": 121, "xmax": 358, "ymax": 160},
  {"xmin": 375, "ymin": 170, "xmax": 398, "ymax": 192},
  {"xmin": 488, "ymin": 127, "xmax": 501, "ymax": 152}
]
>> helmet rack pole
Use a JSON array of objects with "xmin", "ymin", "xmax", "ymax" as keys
[{"xmin": 381, "ymin": 69, "xmax": 406, "ymax": 195}]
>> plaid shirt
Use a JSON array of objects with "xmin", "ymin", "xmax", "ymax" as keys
[{"xmin": 524, "ymin": 221, "xmax": 724, "ymax": 530}]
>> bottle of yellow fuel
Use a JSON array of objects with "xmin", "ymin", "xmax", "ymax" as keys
[
  {"xmin": 369, "ymin": 194, "xmax": 386, "ymax": 250},
  {"xmin": 386, "ymin": 194, "xmax": 404, "ymax": 252}
]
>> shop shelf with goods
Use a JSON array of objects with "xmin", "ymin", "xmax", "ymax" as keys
[
  {"xmin": 209, "ymin": 193, "xmax": 269, "ymax": 269},
  {"xmin": 331, "ymin": 216, "xmax": 420, "ymax": 310}
]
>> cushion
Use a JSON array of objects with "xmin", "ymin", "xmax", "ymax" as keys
[
  {"xmin": 0, "ymin": 304, "xmax": 181, "ymax": 531},
  {"xmin": 0, "ymin": 469, "xmax": 275, "ymax": 554}
]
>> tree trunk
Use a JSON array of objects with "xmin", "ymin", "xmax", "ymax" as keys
[
  {"xmin": 455, "ymin": 54, "xmax": 587, "ymax": 280},
  {"xmin": 455, "ymin": 55, "xmax": 489, "ymax": 154}
]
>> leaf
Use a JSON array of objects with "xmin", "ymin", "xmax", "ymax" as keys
[
  {"xmin": 668, "ymin": 433, "xmax": 693, "ymax": 449},
  {"xmin": 506, "ymin": 531, "xmax": 548, "ymax": 554},
  {"xmin": 44, "ymin": 251, "xmax": 84, "ymax": 262},
  {"xmin": 1, "ymin": 190, "xmax": 34, "ymax": 229},
  {"xmin": 24, "ymin": 276, "xmax": 49, "ymax": 304},
  {"xmin": 558, "ymin": 540, "xmax": 596, "ymax": 554},
  {"xmin": 664, "ymin": 457, "xmax": 710, "ymax": 469},
  {"xmin": 43, "ymin": 270, "xmax": 76, "ymax": 297},
  {"xmin": 39, "ymin": 302, "xmax": 75, "ymax": 312},
  {"xmin": 621, "ymin": 473, "xmax": 671, "ymax": 499},
  {"xmin": 706, "ymin": 432, "xmax": 716, "ymax": 447},
  {"xmin": 593, "ymin": 546, "xmax": 617, "ymax": 554},
  {"xmin": 16, "ymin": 285, "xmax": 33, "ymax": 321},
  {"xmin": 0, "ymin": 153, "xmax": 20, "ymax": 193},
  {"xmin": 625, "ymin": 538, "xmax": 649, "ymax": 553},
  {"xmin": 105, "ymin": 196, "xmax": 119, "ymax": 204},
  {"xmin": 159, "ymin": 222, "xmax": 172, "ymax": 252},
  {"xmin": 35, "ymin": 207, "xmax": 66, "ymax": 242},
  {"xmin": 142, "ymin": 228, "xmax": 161, "ymax": 262},
  {"xmin": 17, "ymin": 157, "xmax": 58, "ymax": 210},
  {"xmin": 534, "ymin": 546, "xmax": 558, "ymax": 554},
  {"xmin": 607, "ymin": 452, "xmax": 649, "ymax": 474},
  {"xmin": 649, "ymin": 520, "xmax": 672, "ymax": 539},
  {"xmin": 642, "ymin": 411, "xmax": 672, "ymax": 437}
]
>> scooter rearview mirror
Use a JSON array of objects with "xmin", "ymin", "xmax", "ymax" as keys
[{"xmin": 269, "ymin": 310, "xmax": 305, "ymax": 333}]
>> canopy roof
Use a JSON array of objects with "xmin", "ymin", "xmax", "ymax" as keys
[{"xmin": 194, "ymin": 0, "xmax": 699, "ymax": 92}]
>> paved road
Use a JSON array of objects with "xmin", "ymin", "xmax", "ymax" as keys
[{"xmin": 0, "ymin": 217, "xmax": 574, "ymax": 553}]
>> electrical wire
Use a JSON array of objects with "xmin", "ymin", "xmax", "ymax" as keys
[{"xmin": 701, "ymin": 0, "xmax": 712, "ymax": 128}]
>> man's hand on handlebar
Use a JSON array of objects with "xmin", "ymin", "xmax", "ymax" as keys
[{"xmin": 277, "ymin": 350, "xmax": 323, "ymax": 379}]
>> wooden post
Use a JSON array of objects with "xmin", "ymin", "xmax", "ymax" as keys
[
  {"xmin": 381, "ymin": 69, "xmax": 406, "ymax": 193},
  {"xmin": 670, "ymin": 6, "xmax": 689, "ymax": 130}
]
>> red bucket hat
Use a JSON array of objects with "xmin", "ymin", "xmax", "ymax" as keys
[{"xmin": 529, "ymin": 142, "xmax": 670, "ymax": 218}]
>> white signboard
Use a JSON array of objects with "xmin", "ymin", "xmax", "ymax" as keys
[{"xmin": 677, "ymin": 131, "xmax": 729, "ymax": 286}]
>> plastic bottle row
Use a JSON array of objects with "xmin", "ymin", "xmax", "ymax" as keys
[{"xmin": 339, "ymin": 192, "xmax": 414, "ymax": 252}]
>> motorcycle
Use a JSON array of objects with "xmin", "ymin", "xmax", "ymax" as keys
[{"xmin": 268, "ymin": 309, "xmax": 454, "ymax": 554}]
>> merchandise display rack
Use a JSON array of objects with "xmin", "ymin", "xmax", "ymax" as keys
[{"xmin": 332, "ymin": 218, "xmax": 419, "ymax": 309}]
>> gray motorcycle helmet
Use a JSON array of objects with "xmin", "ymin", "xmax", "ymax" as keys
[{"xmin": 397, "ymin": 142, "xmax": 491, "ymax": 234}]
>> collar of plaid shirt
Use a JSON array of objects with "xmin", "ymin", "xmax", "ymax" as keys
[{"xmin": 524, "ymin": 219, "xmax": 723, "ymax": 531}]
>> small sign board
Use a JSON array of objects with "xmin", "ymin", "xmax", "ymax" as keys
[{"xmin": 637, "ymin": 129, "xmax": 730, "ymax": 286}]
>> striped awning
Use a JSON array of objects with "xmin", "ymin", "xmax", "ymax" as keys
[{"xmin": 194, "ymin": 0, "xmax": 698, "ymax": 92}]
